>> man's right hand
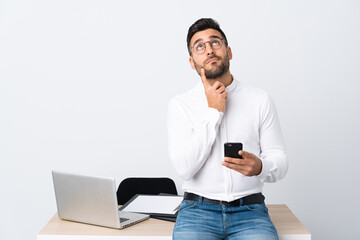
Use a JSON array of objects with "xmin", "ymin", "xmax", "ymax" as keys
[{"xmin": 200, "ymin": 68, "xmax": 228, "ymax": 113}]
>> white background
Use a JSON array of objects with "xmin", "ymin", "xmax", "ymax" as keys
[{"xmin": 1, "ymin": 0, "xmax": 359, "ymax": 239}]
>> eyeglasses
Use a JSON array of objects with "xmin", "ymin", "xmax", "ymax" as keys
[{"xmin": 191, "ymin": 38, "xmax": 224, "ymax": 55}]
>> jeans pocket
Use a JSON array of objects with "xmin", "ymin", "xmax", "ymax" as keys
[
  {"xmin": 244, "ymin": 203, "xmax": 269, "ymax": 214},
  {"xmin": 178, "ymin": 200, "xmax": 198, "ymax": 213}
]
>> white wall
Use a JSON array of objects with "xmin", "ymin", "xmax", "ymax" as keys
[{"xmin": 1, "ymin": 1, "xmax": 359, "ymax": 239}]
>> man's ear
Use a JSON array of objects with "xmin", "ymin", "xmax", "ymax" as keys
[
  {"xmin": 189, "ymin": 56, "xmax": 196, "ymax": 70},
  {"xmin": 227, "ymin": 46, "xmax": 233, "ymax": 60}
]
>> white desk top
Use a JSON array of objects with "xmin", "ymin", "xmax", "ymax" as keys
[{"xmin": 38, "ymin": 204, "xmax": 310, "ymax": 240}]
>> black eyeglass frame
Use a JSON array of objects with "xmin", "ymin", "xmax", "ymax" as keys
[{"xmin": 190, "ymin": 38, "xmax": 225, "ymax": 55}]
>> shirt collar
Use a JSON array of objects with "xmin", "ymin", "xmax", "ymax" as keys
[{"xmin": 226, "ymin": 76, "xmax": 239, "ymax": 92}]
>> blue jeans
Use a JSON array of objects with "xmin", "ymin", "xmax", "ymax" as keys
[{"xmin": 173, "ymin": 197, "xmax": 278, "ymax": 240}]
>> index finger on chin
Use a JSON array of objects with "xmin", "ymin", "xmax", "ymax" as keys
[{"xmin": 200, "ymin": 68, "xmax": 209, "ymax": 88}]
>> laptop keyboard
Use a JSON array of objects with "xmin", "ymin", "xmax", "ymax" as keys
[{"xmin": 120, "ymin": 217, "xmax": 129, "ymax": 222}]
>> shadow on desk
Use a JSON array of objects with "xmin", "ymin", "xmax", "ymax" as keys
[{"xmin": 38, "ymin": 204, "xmax": 311, "ymax": 240}]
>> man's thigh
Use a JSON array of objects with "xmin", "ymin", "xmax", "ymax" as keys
[
  {"xmin": 173, "ymin": 201, "xmax": 223, "ymax": 240},
  {"xmin": 226, "ymin": 203, "xmax": 279, "ymax": 240},
  {"xmin": 173, "ymin": 201, "xmax": 278, "ymax": 240}
]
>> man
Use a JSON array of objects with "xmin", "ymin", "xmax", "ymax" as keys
[{"xmin": 167, "ymin": 18, "xmax": 288, "ymax": 240}]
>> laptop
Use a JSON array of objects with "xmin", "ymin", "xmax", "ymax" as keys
[{"xmin": 52, "ymin": 170, "xmax": 150, "ymax": 229}]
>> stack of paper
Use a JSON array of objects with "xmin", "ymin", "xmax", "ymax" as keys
[{"xmin": 119, "ymin": 194, "xmax": 183, "ymax": 222}]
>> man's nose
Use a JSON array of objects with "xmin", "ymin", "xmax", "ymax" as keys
[{"xmin": 205, "ymin": 42, "xmax": 214, "ymax": 55}]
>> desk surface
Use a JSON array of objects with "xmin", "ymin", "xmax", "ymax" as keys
[{"xmin": 38, "ymin": 204, "xmax": 310, "ymax": 240}]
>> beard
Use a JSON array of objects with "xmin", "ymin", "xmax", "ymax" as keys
[{"xmin": 194, "ymin": 53, "xmax": 230, "ymax": 79}]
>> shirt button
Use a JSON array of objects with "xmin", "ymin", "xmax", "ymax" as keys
[{"xmin": 221, "ymin": 125, "xmax": 224, "ymax": 128}]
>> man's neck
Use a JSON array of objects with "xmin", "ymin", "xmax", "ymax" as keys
[{"xmin": 207, "ymin": 71, "xmax": 233, "ymax": 87}]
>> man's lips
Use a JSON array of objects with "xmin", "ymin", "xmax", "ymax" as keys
[{"xmin": 206, "ymin": 57, "xmax": 219, "ymax": 64}]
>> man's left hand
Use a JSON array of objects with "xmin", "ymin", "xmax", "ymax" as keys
[{"xmin": 222, "ymin": 150, "xmax": 263, "ymax": 176}]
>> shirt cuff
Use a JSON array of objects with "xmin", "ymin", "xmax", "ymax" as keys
[{"xmin": 256, "ymin": 157, "xmax": 271, "ymax": 181}]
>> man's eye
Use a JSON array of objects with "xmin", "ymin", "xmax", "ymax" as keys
[
  {"xmin": 196, "ymin": 43, "xmax": 204, "ymax": 51},
  {"xmin": 212, "ymin": 40, "xmax": 220, "ymax": 46}
]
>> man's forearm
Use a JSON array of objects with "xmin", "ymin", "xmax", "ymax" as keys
[{"xmin": 168, "ymin": 100, "xmax": 223, "ymax": 180}]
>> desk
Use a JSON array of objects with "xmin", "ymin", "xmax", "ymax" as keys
[{"xmin": 38, "ymin": 204, "xmax": 310, "ymax": 240}]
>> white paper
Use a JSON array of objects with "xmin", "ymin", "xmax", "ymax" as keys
[{"xmin": 122, "ymin": 195, "xmax": 183, "ymax": 215}]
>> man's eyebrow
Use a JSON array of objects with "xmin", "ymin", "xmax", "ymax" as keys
[
  {"xmin": 193, "ymin": 35, "xmax": 222, "ymax": 47},
  {"xmin": 209, "ymin": 35, "xmax": 222, "ymax": 39},
  {"xmin": 193, "ymin": 38, "xmax": 203, "ymax": 47}
]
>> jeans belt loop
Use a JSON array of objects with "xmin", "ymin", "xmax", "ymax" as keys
[
  {"xmin": 239, "ymin": 198, "xmax": 244, "ymax": 206},
  {"xmin": 199, "ymin": 195, "xmax": 203, "ymax": 203}
]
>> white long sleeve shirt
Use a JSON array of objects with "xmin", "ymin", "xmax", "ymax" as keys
[{"xmin": 167, "ymin": 78, "xmax": 288, "ymax": 202}]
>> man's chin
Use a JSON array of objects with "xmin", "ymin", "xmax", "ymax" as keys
[
  {"xmin": 195, "ymin": 63, "xmax": 226, "ymax": 79},
  {"xmin": 206, "ymin": 72, "xmax": 223, "ymax": 79},
  {"xmin": 205, "ymin": 67, "xmax": 225, "ymax": 79}
]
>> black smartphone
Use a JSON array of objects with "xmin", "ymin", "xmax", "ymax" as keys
[{"xmin": 224, "ymin": 142, "xmax": 243, "ymax": 159}]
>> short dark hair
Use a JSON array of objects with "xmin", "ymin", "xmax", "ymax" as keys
[{"xmin": 186, "ymin": 18, "xmax": 228, "ymax": 56}]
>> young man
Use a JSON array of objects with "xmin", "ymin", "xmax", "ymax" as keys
[{"xmin": 167, "ymin": 18, "xmax": 288, "ymax": 239}]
